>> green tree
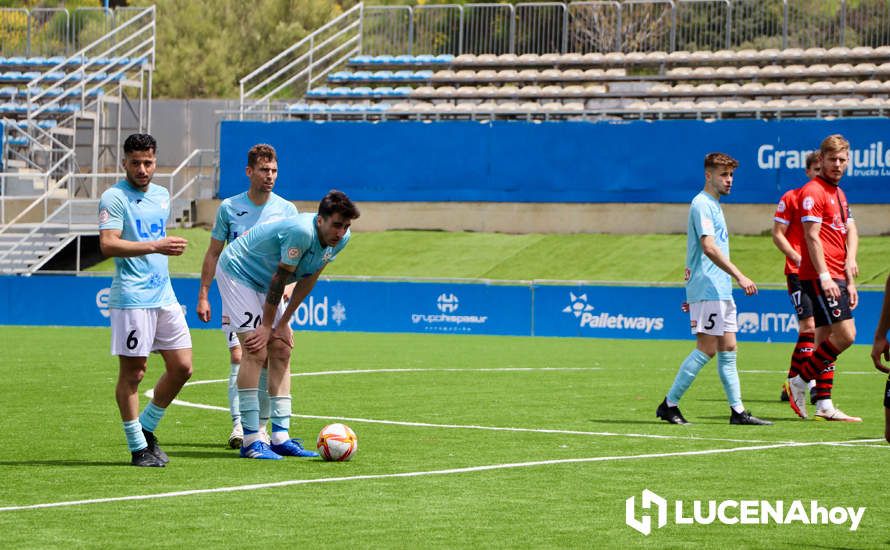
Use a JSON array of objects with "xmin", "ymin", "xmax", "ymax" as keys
[{"xmin": 128, "ymin": 0, "xmax": 345, "ymax": 98}]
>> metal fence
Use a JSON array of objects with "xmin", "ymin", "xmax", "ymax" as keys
[
  {"xmin": 362, "ymin": 0, "xmax": 890, "ymax": 55},
  {"xmin": 0, "ymin": 6, "xmax": 132, "ymax": 57}
]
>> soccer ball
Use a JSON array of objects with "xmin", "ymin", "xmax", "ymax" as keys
[{"xmin": 317, "ymin": 423, "xmax": 357, "ymax": 461}]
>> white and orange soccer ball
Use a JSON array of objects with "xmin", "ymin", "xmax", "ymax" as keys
[{"xmin": 316, "ymin": 423, "xmax": 357, "ymax": 461}]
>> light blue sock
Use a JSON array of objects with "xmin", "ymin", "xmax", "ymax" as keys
[
  {"xmin": 238, "ymin": 389, "xmax": 259, "ymax": 434},
  {"xmin": 228, "ymin": 363, "xmax": 240, "ymax": 425},
  {"xmin": 123, "ymin": 419, "xmax": 147, "ymax": 452},
  {"xmin": 666, "ymin": 349, "xmax": 711, "ymax": 405},
  {"xmin": 717, "ymin": 351, "xmax": 743, "ymax": 410},
  {"xmin": 270, "ymin": 396, "xmax": 292, "ymax": 444},
  {"xmin": 258, "ymin": 368, "xmax": 270, "ymax": 429},
  {"xmin": 138, "ymin": 401, "xmax": 166, "ymax": 433}
]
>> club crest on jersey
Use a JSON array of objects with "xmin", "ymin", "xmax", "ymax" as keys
[
  {"xmin": 287, "ymin": 247, "xmax": 301, "ymax": 259},
  {"xmin": 98, "ymin": 208, "xmax": 110, "ymax": 224},
  {"xmin": 802, "ymin": 196, "xmax": 815, "ymax": 210},
  {"xmin": 776, "ymin": 200, "xmax": 786, "ymax": 213}
]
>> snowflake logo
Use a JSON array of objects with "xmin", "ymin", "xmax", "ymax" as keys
[
  {"xmin": 331, "ymin": 300, "xmax": 347, "ymax": 326},
  {"xmin": 562, "ymin": 292, "xmax": 594, "ymax": 318}
]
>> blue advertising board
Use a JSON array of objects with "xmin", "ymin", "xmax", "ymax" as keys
[
  {"xmin": 0, "ymin": 275, "xmax": 885, "ymax": 345},
  {"xmin": 219, "ymin": 118, "xmax": 890, "ymax": 203}
]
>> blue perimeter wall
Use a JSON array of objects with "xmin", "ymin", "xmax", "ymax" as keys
[
  {"xmin": 0, "ymin": 275, "xmax": 883, "ymax": 344},
  {"xmin": 219, "ymin": 118, "xmax": 890, "ymax": 203}
]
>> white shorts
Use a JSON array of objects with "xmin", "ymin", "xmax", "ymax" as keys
[
  {"xmin": 689, "ymin": 299, "xmax": 737, "ymax": 336},
  {"xmin": 216, "ymin": 266, "xmax": 288, "ymax": 334},
  {"xmin": 226, "ymin": 330, "xmax": 240, "ymax": 349},
  {"xmin": 110, "ymin": 303, "xmax": 192, "ymax": 357}
]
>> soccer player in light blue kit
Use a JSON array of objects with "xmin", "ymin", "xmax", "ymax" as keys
[
  {"xmin": 196, "ymin": 144, "xmax": 297, "ymax": 449},
  {"xmin": 217, "ymin": 190, "xmax": 360, "ymax": 459},
  {"xmin": 656, "ymin": 152, "xmax": 771, "ymax": 426},
  {"xmin": 98, "ymin": 133, "xmax": 193, "ymax": 467}
]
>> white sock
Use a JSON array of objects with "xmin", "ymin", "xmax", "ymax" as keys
[
  {"xmin": 732, "ymin": 404, "xmax": 745, "ymax": 414},
  {"xmin": 271, "ymin": 431, "xmax": 289, "ymax": 445},
  {"xmin": 816, "ymin": 398, "xmax": 834, "ymax": 412}
]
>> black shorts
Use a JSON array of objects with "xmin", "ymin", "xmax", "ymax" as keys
[
  {"xmin": 786, "ymin": 274, "xmax": 814, "ymax": 320},
  {"xmin": 800, "ymin": 278, "xmax": 854, "ymax": 328},
  {"xmin": 884, "ymin": 377, "xmax": 890, "ymax": 408}
]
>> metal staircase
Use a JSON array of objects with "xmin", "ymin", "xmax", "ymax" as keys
[{"xmin": 0, "ymin": 6, "xmax": 156, "ymax": 274}]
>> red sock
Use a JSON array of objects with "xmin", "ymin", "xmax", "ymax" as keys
[
  {"xmin": 787, "ymin": 332, "xmax": 815, "ymax": 378},
  {"xmin": 811, "ymin": 341, "xmax": 840, "ymax": 400}
]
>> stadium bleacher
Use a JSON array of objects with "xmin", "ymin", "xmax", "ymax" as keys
[{"xmin": 278, "ymin": 45, "xmax": 890, "ymax": 120}]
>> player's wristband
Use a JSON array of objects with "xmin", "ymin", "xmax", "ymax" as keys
[{"xmin": 819, "ymin": 271, "xmax": 832, "ymax": 284}]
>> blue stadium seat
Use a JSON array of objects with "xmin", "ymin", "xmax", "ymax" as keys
[
  {"xmin": 20, "ymin": 71, "xmax": 41, "ymax": 81},
  {"xmin": 414, "ymin": 54, "xmax": 436, "ymax": 64},
  {"xmin": 328, "ymin": 71, "xmax": 351, "ymax": 82},
  {"xmin": 349, "ymin": 55, "xmax": 374, "ymax": 65},
  {"xmin": 44, "ymin": 71, "xmax": 66, "ymax": 81},
  {"xmin": 372, "ymin": 86, "xmax": 395, "ymax": 97},
  {"xmin": 366, "ymin": 102, "xmax": 391, "ymax": 113},
  {"xmin": 393, "ymin": 54, "xmax": 414, "ymax": 64},
  {"xmin": 434, "ymin": 54, "xmax": 455, "ymax": 63},
  {"xmin": 305, "ymin": 86, "xmax": 329, "ymax": 98},
  {"xmin": 392, "ymin": 70, "xmax": 415, "ymax": 81},
  {"xmin": 308, "ymin": 103, "xmax": 329, "ymax": 113},
  {"xmin": 392, "ymin": 86, "xmax": 413, "ymax": 96},
  {"xmin": 286, "ymin": 102, "xmax": 310, "ymax": 113},
  {"xmin": 7, "ymin": 136, "xmax": 29, "ymax": 147},
  {"xmin": 370, "ymin": 70, "xmax": 394, "ymax": 81},
  {"xmin": 14, "ymin": 119, "xmax": 57, "ymax": 129},
  {"xmin": 415, "ymin": 70, "xmax": 434, "ymax": 79},
  {"xmin": 351, "ymin": 70, "xmax": 373, "ymax": 81},
  {"xmin": 0, "ymin": 71, "xmax": 23, "ymax": 82},
  {"xmin": 369, "ymin": 55, "xmax": 395, "ymax": 65},
  {"xmin": 46, "ymin": 56, "xmax": 66, "ymax": 67},
  {"xmin": 0, "ymin": 86, "xmax": 16, "ymax": 98},
  {"xmin": 6, "ymin": 57, "xmax": 26, "ymax": 67},
  {"xmin": 330, "ymin": 86, "xmax": 352, "ymax": 97},
  {"xmin": 28, "ymin": 57, "xmax": 48, "ymax": 67},
  {"xmin": 351, "ymin": 86, "xmax": 373, "ymax": 97}
]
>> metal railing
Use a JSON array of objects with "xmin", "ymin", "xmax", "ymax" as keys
[
  {"xmin": 0, "ymin": 6, "xmax": 141, "ymax": 57},
  {"xmin": 0, "ymin": 148, "xmax": 216, "ymax": 274},
  {"xmin": 239, "ymin": 3, "xmax": 364, "ymax": 117},
  {"xmin": 361, "ymin": 0, "xmax": 890, "ymax": 55}
]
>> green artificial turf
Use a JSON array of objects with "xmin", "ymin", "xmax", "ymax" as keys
[
  {"xmin": 85, "ymin": 229, "xmax": 890, "ymax": 287},
  {"xmin": 0, "ymin": 327, "xmax": 887, "ymax": 548}
]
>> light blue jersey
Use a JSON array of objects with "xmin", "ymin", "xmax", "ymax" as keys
[
  {"xmin": 98, "ymin": 180, "xmax": 177, "ymax": 308},
  {"xmin": 210, "ymin": 191, "xmax": 297, "ymax": 244},
  {"xmin": 219, "ymin": 213, "xmax": 350, "ymax": 293},
  {"xmin": 685, "ymin": 191, "xmax": 732, "ymax": 303}
]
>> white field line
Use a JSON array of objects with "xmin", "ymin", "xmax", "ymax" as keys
[
  {"xmin": 165, "ymin": 396, "xmax": 783, "ymax": 445},
  {"xmin": 740, "ymin": 369, "xmax": 879, "ymax": 376},
  {"xmin": 182, "ymin": 367, "xmax": 604, "ymax": 387},
  {"xmin": 0, "ymin": 440, "xmax": 839, "ymax": 513}
]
